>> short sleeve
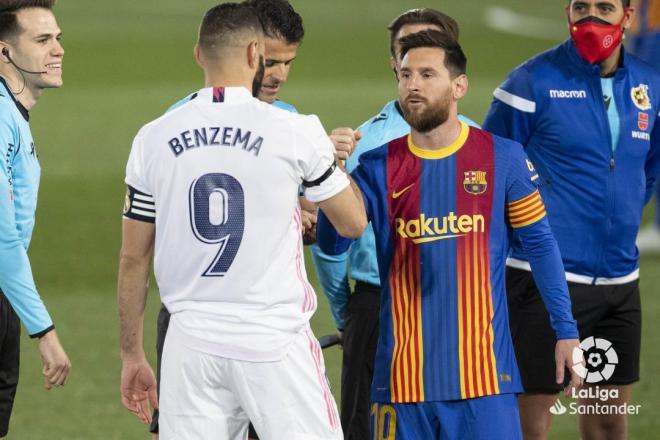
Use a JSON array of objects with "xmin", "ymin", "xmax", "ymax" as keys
[
  {"xmin": 124, "ymin": 126, "xmax": 156, "ymax": 222},
  {"xmin": 295, "ymin": 115, "xmax": 350, "ymax": 202},
  {"xmin": 125, "ymin": 127, "xmax": 152, "ymax": 195}
]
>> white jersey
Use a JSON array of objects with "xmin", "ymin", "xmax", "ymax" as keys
[{"xmin": 123, "ymin": 86, "xmax": 349, "ymax": 361}]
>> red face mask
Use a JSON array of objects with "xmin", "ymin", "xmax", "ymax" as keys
[{"xmin": 569, "ymin": 13, "xmax": 628, "ymax": 64}]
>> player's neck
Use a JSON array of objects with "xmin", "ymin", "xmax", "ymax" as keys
[
  {"xmin": 411, "ymin": 116, "xmax": 462, "ymax": 151},
  {"xmin": 0, "ymin": 70, "xmax": 39, "ymax": 110},
  {"xmin": 599, "ymin": 45, "xmax": 622, "ymax": 78},
  {"xmin": 203, "ymin": 70, "xmax": 253, "ymax": 94}
]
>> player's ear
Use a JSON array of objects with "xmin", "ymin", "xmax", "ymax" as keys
[
  {"xmin": 452, "ymin": 74, "xmax": 468, "ymax": 100},
  {"xmin": 390, "ymin": 56, "xmax": 400, "ymax": 82},
  {"xmin": 247, "ymin": 40, "xmax": 259, "ymax": 69},
  {"xmin": 193, "ymin": 45, "xmax": 204, "ymax": 68},
  {"xmin": 0, "ymin": 41, "xmax": 10, "ymax": 63},
  {"xmin": 622, "ymin": 6, "xmax": 636, "ymax": 31}
]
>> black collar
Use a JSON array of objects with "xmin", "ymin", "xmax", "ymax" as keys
[
  {"xmin": 0, "ymin": 76, "xmax": 29, "ymax": 121},
  {"xmin": 394, "ymin": 100, "xmax": 404, "ymax": 117}
]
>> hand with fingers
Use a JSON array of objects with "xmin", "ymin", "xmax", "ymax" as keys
[
  {"xmin": 38, "ymin": 329, "xmax": 71, "ymax": 390},
  {"xmin": 330, "ymin": 127, "xmax": 362, "ymax": 164},
  {"xmin": 301, "ymin": 209, "xmax": 318, "ymax": 244},
  {"xmin": 120, "ymin": 358, "xmax": 158, "ymax": 424},
  {"xmin": 555, "ymin": 338, "xmax": 583, "ymax": 396}
]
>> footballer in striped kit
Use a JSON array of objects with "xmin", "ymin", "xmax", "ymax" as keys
[{"xmin": 318, "ymin": 29, "xmax": 580, "ymax": 439}]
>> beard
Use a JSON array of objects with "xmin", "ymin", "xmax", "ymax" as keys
[
  {"xmin": 252, "ymin": 55, "xmax": 265, "ymax": 98},
  {"xmin": 401, "ymin": 89, "xmax": 452, "ymax": 133}
]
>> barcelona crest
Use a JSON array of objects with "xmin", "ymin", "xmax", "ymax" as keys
[{"xmin": 463, "ymin": 170, "xmax": 487, "ymax": 195}]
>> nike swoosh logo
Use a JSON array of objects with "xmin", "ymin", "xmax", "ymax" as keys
[{"xmin": 392, "ymin": 184, "xmax": 415, "ymax": 199}]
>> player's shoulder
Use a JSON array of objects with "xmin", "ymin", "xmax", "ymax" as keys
[
  {"xmin": 485, "ymin": 128, "xmax": 527, "ymax": 161},
  {"xmin": 0, "ymin": 96, "xmax": 15, "ymax": 123},
  {"xmin": 357, "ymin": 100, "xmax": 398, "ymax": 129},
  {"xmin": 272, "ymin": 99, "xmax": 298, "ymax": 113},
  {"xmin": 625, "ymin": 50, "xmax": 660, "ymax": 80},
  {"xmin": 504, "ymin": 41, "xmax": 566, "ymax": 82},
  {"xmin": 356, "ymin": 100, "xmax": 409, "ymax": 148},
  {"xmin": 165, "ymin": 92, "xmax": 197, "ymax": 113},
  {"xmin": 358, "ymin": 136, "xmax": 397, "ymax": 165},
  {"xmin": 357, "ymin": 100, "xmax": 407, "ymax": 133}
]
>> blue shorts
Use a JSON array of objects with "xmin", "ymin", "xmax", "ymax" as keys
[{"xmin": 370, "ymin": 394, "xmax": 522, "ymax": 440}]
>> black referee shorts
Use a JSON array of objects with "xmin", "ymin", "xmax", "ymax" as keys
[
  {"xmin": 340, "ymin": 281, "xmax": 380, "ymax": 440},
  {"xmin": 507, "ymin": 267, "xmax": 641, "ymax": 393},
  {"xmin": 0, "ymin": 291, "xmax": 20, "ymax": 438}
]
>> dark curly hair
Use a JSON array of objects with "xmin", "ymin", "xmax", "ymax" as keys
[{"xmin": 243, "ymin": 0, "xmax": 304, "ymax": 44}]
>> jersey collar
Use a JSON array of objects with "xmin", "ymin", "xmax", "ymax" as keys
[
  {"xmin": 0, "ymin": 76, "xmax": 29, "ymax": 121},
  {"xmin": 407, "ymin": 121, "xmax": 469, "ymax": 160},
  {"xmin": 195, "ymin": 86, "xmax": 253, "ymax": 104}
]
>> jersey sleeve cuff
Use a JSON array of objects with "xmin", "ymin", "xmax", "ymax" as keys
[
  {"xmin": 304, "ymin": 166, "xmax": 350, "ymax": 203},
  {"xmin": 554, "ymin": 322, "xmax": 579, "ymax": 340},
  {"xmin": 30, "ymin": 324, "xmax": 55, "ymax": 339}
]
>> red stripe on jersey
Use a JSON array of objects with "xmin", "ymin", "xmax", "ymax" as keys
[
  {"xmin": 455, "ymin": 129, "xmax": 499, "ymax": 399},
  {"xmin": 386, "ymin": 136, "xmax": 424, "ymax": 403}
]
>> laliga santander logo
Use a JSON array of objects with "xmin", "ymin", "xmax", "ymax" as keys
[
  {"xmin": 549, "ymin": 399, "xmax": 567, "ymax": 416},
  {"xmin": 572, "ymin": 337, "xmax": 618, "ymax": 383},
  {"xmin": 603, "ymin": 35, "xmax": 614, "ymax": 48}
]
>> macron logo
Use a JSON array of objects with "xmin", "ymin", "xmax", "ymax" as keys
[{"xmin": 549, "ymin": 89, "xmax": 587, "ymax": 99}]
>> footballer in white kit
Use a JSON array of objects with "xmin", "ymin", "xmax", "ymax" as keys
[{"xmin": 123, "ymin": 86, "xmax": 350, "ymax": 439}]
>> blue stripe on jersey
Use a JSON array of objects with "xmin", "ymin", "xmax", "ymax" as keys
[{"xmin": 420, "ymin": 157, "xmax": 460, "ymax": 399}]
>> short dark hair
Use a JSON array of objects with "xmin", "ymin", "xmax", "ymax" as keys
[
  {"xmin": 198, "ymin": 3, "xmax": 263, "ymax": 60},
  {"xmin": 568, "ymin": 0, "xmax": 630, "ymax": 8},
  {"xmin": 388, "ymin": 8, "xmax": 459, "ymax": 57},
  {"xmin": 0, "ymin": 0, "xmax": 55, "ymax": 41},
  {"xmin": 243, "ymin": 0, "xmax": 304, "ymax": 44},
  {"xmin": 398, "ymin": 29, "xmax": 467, "ymax": 77}
]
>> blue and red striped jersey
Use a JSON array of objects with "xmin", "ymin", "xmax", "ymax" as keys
[{"xmin": 318, "ymin": 123, "xmax": 577, "ymax": 403}]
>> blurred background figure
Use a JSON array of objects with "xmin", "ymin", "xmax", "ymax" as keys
[{"xmin": 632, "ymin": 0, "xmax": 660, "ymax": 254}]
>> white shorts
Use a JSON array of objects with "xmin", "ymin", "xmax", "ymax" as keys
[{"xmin": 159, "ymin": 323, "xmax": 342, "ymax": 440}]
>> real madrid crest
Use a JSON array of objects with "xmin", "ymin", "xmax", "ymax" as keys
[
  {"xmin": 631, "ymin": 84, "xmax": 652, "ymax": 111},
  {"xmin": 123, "ymin": 190, "xmax": 131, "ymax": 215},
  {"xmin": 463, "ymin": 170, "xmax": 487, "ymax": 195}
]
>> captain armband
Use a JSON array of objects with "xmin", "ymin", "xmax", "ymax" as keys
[
  {"xmin": 507, "ymin": 190, "xmax": 546, "ymax": 228},
  {"xmin": 302, "ymin": 162, "xmax": 337, "ymax": 188},
  {"xmin": 123, "ymin": 185, "xmax": 155, "ymax": 223}
]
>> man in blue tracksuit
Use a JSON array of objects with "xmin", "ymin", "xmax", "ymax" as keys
[
  {"xmin": 0, "ymin": 2, "xmax": 71, "ymax": 438},
  {"xmin": 310, "ymin": 9, "xmax": 478, "ymax": 440},
  {"xmin": 632, "ymin": 0, "xmax": 660, "ymax": 252},
  {"xmin": 483, "ymin": 0, "xmax": 660, "ymax": 438}
]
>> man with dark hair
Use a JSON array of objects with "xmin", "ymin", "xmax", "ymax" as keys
[
  {"xmin": 118, "ymin": 2, "xmax": 366, "ymax": 439},
  {"xmin": 243, "ymin": 0, "xmax": 303, "ymax": 106},
  {"xmin": 148, "ymin": 2, "xmax": 352, "ymax": 438},
  {"xmin": 484, "ymin": 0, "xmax": 660, "ymax": 438},
  {"xmin": 0, "ymin": 1, "xmax": 71, "ymax": 438},
  {"xmin": 310, "ymin": 9, "xmax": 478, "ymax": 439},
  {"xmin": 318, "ymin": 29, "xmax": 580, "ymax": 439}
]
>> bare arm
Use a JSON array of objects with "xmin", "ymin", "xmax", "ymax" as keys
[
  {"xmin": 317, "ymin": 168, "xmax": 367, "ymax": 239},
  {"xmin": 118, "ymin": 218, "xmax": 154, "ymax": 359},
  {"xmin": 118, "ymin": 218, "xmax": 158, "ymax": 423}
]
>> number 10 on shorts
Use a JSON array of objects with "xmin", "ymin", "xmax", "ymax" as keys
[{"xmin": 371, "ymin": 403, "xmax": 396, "ymax": 440}]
